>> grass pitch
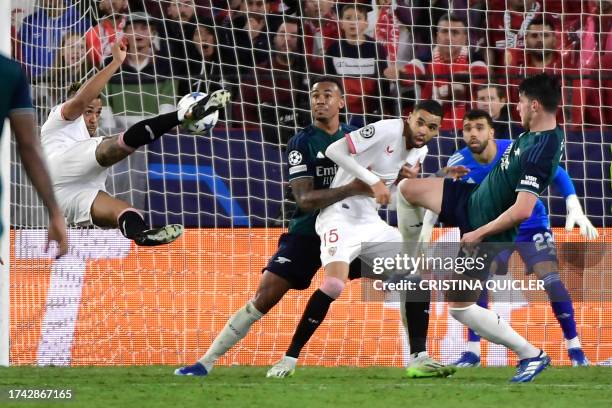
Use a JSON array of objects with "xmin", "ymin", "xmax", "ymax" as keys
[{"xmin": 0, "ymin": 366, "xmax": 610, "ymax": 408}]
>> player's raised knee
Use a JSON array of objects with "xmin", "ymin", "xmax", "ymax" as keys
[
  {"xmin": 398, "ymin": 178, "xmax": 417, "ymax": 203},
  {"xmin": 320, "ymin": 276, "xmax": 345, "ymax": 299}
]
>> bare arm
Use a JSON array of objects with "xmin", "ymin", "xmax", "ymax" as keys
[
  {"xmin": 62, "ymin": 41, "xmax": 127, "ymax": 120},
  {"xmin": 461, "ymin": 192, "xmax": 537, "ymax": 243},
  {"xmin": 10, "ymin": 111, "xmax": 68, "ymax": 255},
  {"xmin": 397, "ymin": 162, "xmax": 421, "ymax": 182},
  {"xmin": 290, "ymin": 177, "xmax": 373, "ymax": 213}
]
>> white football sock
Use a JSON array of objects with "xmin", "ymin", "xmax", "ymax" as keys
[
  {"xmin": 467, "ymin": 341, "xmax": 481, "ymax": 356},
  {"xmin": 397, "ymin": 190, "xmax": 424, "ymax": 244},
  {"xmin": 566, "ymin": 336, "xmax": 581, "ymax": 350},
  {"xmin": 418, "ymin": 209, "xmax": 438, "ymax": 243},
  {"xmin": 449, "ymin": 304, "xmax": 539, "ymax": 360},
  {"xmin": 410, "ymin": 351, "xmax": 429, "ymax": 360},
  {"xmin": 198, "ymin": 301, "xmax": 263, "ymax": 371}
]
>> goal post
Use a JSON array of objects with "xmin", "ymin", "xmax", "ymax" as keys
[{"xmin": 0, "ymin": 0, "xmax": 14, "ymax": 367}]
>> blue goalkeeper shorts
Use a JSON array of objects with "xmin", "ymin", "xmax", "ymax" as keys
[{"xmin": 494, "ymin": 226, "xmax": 558, "ymax": 275}]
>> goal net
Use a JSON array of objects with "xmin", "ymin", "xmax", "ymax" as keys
[{"xmin": 6, "ymin": 0, "xmax": 611, "ymax": 367}]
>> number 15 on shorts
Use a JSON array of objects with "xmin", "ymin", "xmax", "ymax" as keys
[{"xmin": 323, "ymin": 228, "xmax": 339, "ymax": 247}]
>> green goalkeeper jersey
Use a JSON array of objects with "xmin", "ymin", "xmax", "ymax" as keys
[{"xmin": 467, "ymin": 127, "xmax": 564, "ymax": 242}]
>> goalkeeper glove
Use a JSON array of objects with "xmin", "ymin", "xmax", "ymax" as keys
[{"xmin": 565, "ymin": 194, "xmax": 599, "ymax": 240}]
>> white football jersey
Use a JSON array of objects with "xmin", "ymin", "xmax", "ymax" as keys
[
  {"xmin": 322, "ymin": 119, "xmax": 428, "ymax": 220},
  {"xmin": 41, "ymin": 103, "xmax": 92, "ymax": 159}
]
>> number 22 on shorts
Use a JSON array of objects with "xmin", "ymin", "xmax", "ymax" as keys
[{"xmin": 323, "ymin": 228, "xmax": 339, "ymax": 247}]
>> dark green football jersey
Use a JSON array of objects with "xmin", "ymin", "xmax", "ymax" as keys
[
  {"xmin": 0, "ymin": 55, "xmax": 35, "ymax": 238},
  {"xmin": 467, "ymin": 127, "xmax": 564, "ymax": 242},
  {"xmin": 286, "ymin": 123, "xmax": 355, "ymax": 236}
]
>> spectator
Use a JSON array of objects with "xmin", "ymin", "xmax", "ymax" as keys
[
  {"xmin": 394, "ymin": 0, "xmax": 436, "ymax": 62},
  {"xmin": 475, "ymin": 84, "xmax": 522, "ymax": 139},
  {"xmin": 214, "ymin": 0, "xmax": 242, "ymax": 23},
  {"xmin": 138, "ymin": 0, "xmax": 213, "ymax": 19},
  {"xmin": 242, "ymin": 17, "xmax": 310, "ymax": 144},
  {"xmin": 563, "ymin": 0, "xmax": 606, "ymax": 127},
  {"xmin": 503, "ymin": 16, "xmax": 599, "ymax": 127},
  {"xmin": 302, "ymin": 0, "xmax": 340, "ymax": 71},
  {"xmin": 160, "ymin": 0, "xmax": 212, "ymax": 77},
  {"xmin": 220, "ymin": 5, "xmax": 271, "ymax": 74},
  {"xmin": 398, "ymin": 0, "xmax": 486, "ymax": 51},
  {"xmin": 246, "ymin": 13, "xmax": 272, "ymax": 66},
  {"xmin": 217, "ymin": 0, "xmax": 280, "ymax": 51},
  {"xmin": 85, "ymin": 0, "xmax": 128, "ymax": 67},
  {"xmin": 104, "ymin": 12, "xmax": 177, "ymax": 127},
  {"xmin": 165, "ymin": 0, "xmax": 199, "ymax": 39},
  {"xmin": 325, "ymin": 1, "xmax": 390, "ymax": 127},
  {"xmin": 374, "ymin": 0, "xmax": 401, "ymax": 63},
  {"xmin": 32, "ymin": 32, "xmax": 93, "ymax": 123},
  {"xmin": 504, "ymin": 15, "xmax": 562, "ymax": 72},
  {"xmin": 186, "ymin": 19, "xmax": 238, "ymax": 94},
  {"xmin": 244, "ymin": 0, "xmax": 284, "ymax": 34},
  {"xmin": 185, "ymin": 19, "xmax": 238, "ymax": 123},
  {"xmin": 486, "ymin": 0, "xmax": 562, "ymax": 66},
  {"xmin": 18, "ymin": 0, "xmax": 90, "ymax": 78},
  {"xmin": 393, "ymin": 0, "xmax": 486, "ymax": 62},
  {"xmin": 384, "ymin": 14, "xmax": 487, "ymax": 131},
  {"xmin": 600, "ymin": 0, "xmax": 612, "ymax": 126}
]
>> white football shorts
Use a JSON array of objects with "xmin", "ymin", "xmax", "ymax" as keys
[
  {"xmin": 47, "ymin": 137, "xmax": 108, "ymax": 226},
  {"xmin": 316, "ymin": 211, "xmax": 402, "ymax": 267}
]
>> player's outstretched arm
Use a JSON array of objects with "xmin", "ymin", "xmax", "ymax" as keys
[
  {"xmin": 325, "ymin": 137, "xmax": 390, "ymax": 205},
  {"xmin": 290, "ymin": 177, "xmax": 372, "ymax": 213},
  {"xmin": 565, "ymin": 194, "xmax": 599, "ymax": 239},
  {"xmin": 10, "ymin": 111, "xmax": 68, "ymax": 256},
  {"xmin": 461, "ymin": 192, "xmax": 537, "ymax": 244},
  {"xmin": 62, "ymin": 41, "xmax": 127, "ymax": 121},
  {"xmin": 552, "ymin": 167, "xmax": 599, "ymax": 239}
]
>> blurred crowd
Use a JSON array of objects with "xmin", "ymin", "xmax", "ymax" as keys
[{"xmin": 10, "ymin": 0, "xmax": 612, "ymax": 145}]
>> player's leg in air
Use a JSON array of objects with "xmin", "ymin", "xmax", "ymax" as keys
[
  {"xmin": 42, "ymin": 41, "xmax": 230, "ymax": 245},
  {"xmin": 87, "ymin": 89, "xmax": 230, "ymax": 245},
  {"xmin": 398, "ymin": 176, "xmax": 550, "ymax": 382},
  {"xmin": 402, "ymin": 74, "xmax": 572, "ymax": 382}
]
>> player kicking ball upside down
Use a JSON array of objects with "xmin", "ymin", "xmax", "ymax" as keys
[
  {"xmin": 427, "ymin": 109, "xmax": 595, "ymax": 368},
  {"xmin": 40, "ymin": 41, "xmax": 230, "ymax": 245}
]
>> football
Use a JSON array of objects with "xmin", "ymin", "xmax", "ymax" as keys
[{"xmin": 178, "ymin": 92, "xmax": 219, "ymax": 134}]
